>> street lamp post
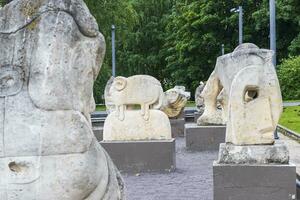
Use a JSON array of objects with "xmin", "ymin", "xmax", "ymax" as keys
[
  {"xmin": 269, "ymin": 0, "xmax": 279, "ymax": 140},
  {"xmin": 221, "ymin": 44, "xmax": 225, "ymax": 55},
  {"xmin": 231, "ymin": 6, "xmax": 243, "ymax": 45},
  {"xmin": 270, "ymin": 0, "xmax": 276, "ymax": 67},
  {"xmin": 238, "ymin": 6, "xmax": 243, "ymax": 45},
  {"xmin": 111, "ymin": 25, "xmax": 116, "ymax": 77}
]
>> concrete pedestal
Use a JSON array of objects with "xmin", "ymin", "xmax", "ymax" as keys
[
  {"xmin": 184, "ymin": 110, "xmax": 195, "ymax": 123},
  {"xmin": 93, "ymin": 126, "xmax": 103, "ymax": 141},
  {"xmin": 194, "ymin": 111, "xmax": 202, "ymax": 123},
  {"xmin": 213, "ymin": 162, "xmax": 297, "ymax": 200},
  {"xmin": 100, "ymin": 139, "xmax": 176, "ymax": 173},
  {"xmin": 170, "ymin": 118, "xmax": 185, "ymax": 137},
  {"xmin": 185, "ymin": 123, "xmax": 225, "ymax": 151},
  {"xmin": 91, "ymin": 117, "xmax": 105, "ymax": 127}
]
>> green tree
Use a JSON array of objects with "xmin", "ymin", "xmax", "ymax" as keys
[
  {"xmin": 84, "ymin": 0, "xmax": 138, "ymax": 103},
  {"xmin": 278, "ymin": 56, "xmax": 300, "ymax": 100},
  {"xmin": 163, "ymin": 0, "xmax": 300, "ymax": 97},
  {"xmin": 117, "ymin": 0, "xmax": 174, "ymax": 89}
]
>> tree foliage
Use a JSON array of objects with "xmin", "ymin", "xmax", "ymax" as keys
[
  {"xmin": 84, "ymin": 0, "xmax": 138, "ymax": 103},
  {"xmin": 1, "ymin": 0, "xmax": 299, "ymax": 101},
  {"xmin": 278, "ymin": 56, "xmax": 300, "ymax": 100}
]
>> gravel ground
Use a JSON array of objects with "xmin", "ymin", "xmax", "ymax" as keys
[{"xmin": 122, "ymin": 138, "xmax": 218, "ymax": 200}]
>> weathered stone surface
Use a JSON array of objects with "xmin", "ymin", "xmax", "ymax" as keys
[
  {"xmin": 0, "ymin": 0, "xmax": 124, "ymax": 199},
  {"xmin": 195, "ymin": 81, "xmax": 205, "ymax": 115},
  {"xmin": 217, "ymin": 142, "xmax": 289, "ymax": 164},
  {"xmin": 161, "ymin": 86, "xmax": 190, "ymax": 118},
  {"xmin": 104, "ymin": 110, "xmax": 172, "ymax": 141},
  {"xmin": 104, "ymin": 75, "xmax": 172, "ymax": 141},
  {"xmin": 104, "ymin": 76, "xmax": 115, "ymax": 113},
  {"xmin": 105, "ymin": 75, "xmax": 164, "ymax": 121},
  {"xmin": 199, "ymin": 43, "xmax": 282, "ymax": 145}
]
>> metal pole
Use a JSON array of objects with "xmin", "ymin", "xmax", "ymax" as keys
[
  {"xmin": 239, "ymin": 6, "xmax": 243, "ymax": 45},
  {"xmin": 270, "ymin": 0, "xmax": 276, "ymax": 67},
  {"xmin": 270, "ymin": 0, "xmax": 279, "ymax": 139},
  {"xmin": 111, "ymin": 25, "xmax": 116, "ymax": 77},
  {"xmin": 221, "ymin": 44, "xmax": 225, "ymax": 55}
]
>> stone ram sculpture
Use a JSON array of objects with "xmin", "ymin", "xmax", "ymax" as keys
[
  {"xmin": 103, "ymin": 75, "xmax": 171, "ymax": 141},
  {"xmin": 106, "ymin": 75, "xmax": 164, "ymax": 121}
]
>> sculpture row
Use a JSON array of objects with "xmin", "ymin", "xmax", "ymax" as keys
[{"xmin": 0, "ymin": 0, "xmax": 295, "ymax": 199}]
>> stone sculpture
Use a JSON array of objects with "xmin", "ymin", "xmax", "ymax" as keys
[
  {"xmin": 106, "ymin": 75, "xmax": 164, "ymax": 121},
  {"xmin": 104, "ymin": 76, "xmax": 115, "ymax": 114},
  {"xmin": 104, "ymin": 75, "xmax": 171, "ymax": 141},
  {"xmin": 196, "ymin": 82, "xmax": 225, "ymax": 126},
  {"xmin": 200, "ymin": 43, "xmax": 282, "ymax": 145},
  {"xmin": 161, "ymin": 86, "xmax": 190, "ymax": 118},
  {"xmin": 0, "ymin": 0, "xmax": 124, "ymax": 199},
  {"xmin": 212, "ymin": 45, "xmax": 295, "ymax": 200},
  {"xmin": 195, "ymin": 81, "xmax": 206, "ymax": 114}
]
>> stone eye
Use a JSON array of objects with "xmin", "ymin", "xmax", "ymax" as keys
[{"xmin": 244, "ymin": 88, "xmax": 259, "ymax": 102}]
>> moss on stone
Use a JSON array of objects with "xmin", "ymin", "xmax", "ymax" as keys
[{"xmin": 21, "ymin": 0, "xmax": 43, "ymax": 18}]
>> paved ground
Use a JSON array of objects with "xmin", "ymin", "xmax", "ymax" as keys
[
  {"xmin": 279, "ymin": 133, "xmax": 300, "ymax": 175},
  {"xmin": 122, "ymin": 138, "xmax": 218, "ymax": 200},
  {"xmin": 283, "ymin": 102, "xmax": 300, "ymax": 107}
]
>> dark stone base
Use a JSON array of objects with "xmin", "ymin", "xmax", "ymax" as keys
[
  {"xmin": 93, "ymin": 126, "xmax": 103, "ymax": 141},
  {"xmin": 185, "ymin": 124, "xmax": 225, "ymax": 151},
  {"xmin": 184, "ymin": 110, "xmax": 195, "ymax": 123},
  {"xmin": 194, "ymin": 111, "xmax": 202, "ymax": 123},
  {"xmin": 213, "ymin": 162, "xmax": 297, "ymax": 200},
  {"xmin": 297, "ymin": 174, "xmax": 300, "ymax": 200},
  {"xmin": 170, "ymin": 118, "xmax": 185, "ymax": 137},
  {"xmin": 91, "ymin": 117, "xmax": 105, "ymax": 127},
  {"xmin": 100, "ymin": 139, "xmax": 176, "ymax": 173}
]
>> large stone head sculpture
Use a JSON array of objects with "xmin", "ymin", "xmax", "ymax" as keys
[
  {"xmin": 0, "ymin": 0, "xmax": 124, "ymax": 199},
  {"xmin": 199, "ymin": 43, "xmax": 282, "ymax": 145}
]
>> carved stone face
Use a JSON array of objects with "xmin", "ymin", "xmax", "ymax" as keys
[
  {"xmin": 0, "ymin": 65, "xmax": 24, "ymax": 97},
  {"xmin": 0, "ymin": 1, "xmax": 124, "ymax": 199}
]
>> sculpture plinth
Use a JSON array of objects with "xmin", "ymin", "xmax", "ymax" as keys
[
  {"xmin": 213, "ymin": 163, "xmax": 296, "ymax": 200},
  {"xmin": 102, "ymin": 75, "xmax": 176, "ymax": 173},
  {"xmin": 170, "ymin": 118, "xmax": 185, "ymax": 137},
  {"xmin": 185, "ymin": 124, "xmax": 225, "ymax": 151}
]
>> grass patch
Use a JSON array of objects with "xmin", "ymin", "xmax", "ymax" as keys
[
  {"xmin": 96, "ymin": 104, "xmax": 106, "ymax": 111},
  {"xmin": 186, "ymin": 101, "xmax": 196, "ymax": 107},
  {"xmin": 279, "ymin": 106, "xmax": 300, "ymax": 134}
]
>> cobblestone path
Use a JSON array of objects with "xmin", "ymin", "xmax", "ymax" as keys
[{"xmin": 123, "ymin": 138, "xmax": 218, "ymax": 200}]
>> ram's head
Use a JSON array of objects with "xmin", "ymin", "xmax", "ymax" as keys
[{"xmin": 112, "ymin": 76, "xmax": 127, "ymax": 91}]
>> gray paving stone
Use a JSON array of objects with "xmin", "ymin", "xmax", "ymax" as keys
[{"xmin": 122, "ymin": 138, "xmax": 217, "ymax": 200}]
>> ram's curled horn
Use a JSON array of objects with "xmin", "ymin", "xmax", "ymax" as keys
[{"xmin": 114, "ymin": 76, "xmax": 127, "ymax": 91}]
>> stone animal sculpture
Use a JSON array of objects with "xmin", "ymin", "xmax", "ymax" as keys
[
  {"xmin": 161, "ymin": 86, "xmax": 190, "ymax": 118},
  {"xmin": 107, "ymin": 75, "xmax": 164, "ymax": 121},
  {"xmin": 199, "ymin": 43, "xmax": 282, "ymax": 145},
  {"xmin": 0, "ymin": 0, "xmax": 124, "ymax": 199}
]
